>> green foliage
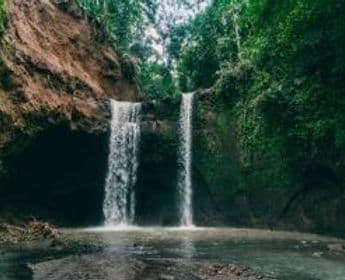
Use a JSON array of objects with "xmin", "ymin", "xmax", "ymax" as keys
[
  {"xmin": 77, "ymin": 0, "xmax": 178, "ymax": 99},
  {"xmin": 230, "ymin": 0, "xmax": 344, "ymax": 192},
  {"xmin": 246, "ymin": 0, "xmax": 344, "ymax": 175},
  {"xmin": 176, "ymin": 0, "xmax": 345, "ymax": 200},
  {"xmin": 137, "ymin": 61, "xmax": 177, "ymax": 99},
  {"xmin": 77, "ymin": 0, "xmax": 142, "ymax": 51},
  {"xmin": 173, "ymin": 0, "xmax": 242, "ymax": 92},
  {"xmin": 0, "ymin": 0, "xmax": 6, "ymax": 35}
]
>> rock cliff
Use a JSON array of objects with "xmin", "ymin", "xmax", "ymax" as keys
[
  {"xmin": 0, "ymin": 0, "xmax": 137, "ymax": 224},
  {"xmin": 0, "ymin": 0, "xmax": 137, "ymax": 157}
]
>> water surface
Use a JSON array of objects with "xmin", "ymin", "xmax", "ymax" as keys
[{"xmin": 1, "ymin": 227, "xmax": 345, "ymax": 280}]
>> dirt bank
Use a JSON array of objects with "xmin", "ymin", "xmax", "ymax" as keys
[{"xmin": 0, "ymin": 0, "xmax": 137, "ymax": 154}]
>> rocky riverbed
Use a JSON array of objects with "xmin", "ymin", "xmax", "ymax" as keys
[
  {"xmin": 30, "ymin": 253, "xmax": 272, "ymax": 280},
  {"xmin": 0, "ymin": 219, "xmax": 61, "ymax": 244},
  {"xmin": 1, "ymin": 227, "xmax": 345, "ymax": 280},
  {"xmin": 0, "ymin": 225, "xmax": 273, "ymax": 280}
]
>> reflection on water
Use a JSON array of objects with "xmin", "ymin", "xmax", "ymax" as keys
[
  {"xmin": 67, "ymin": 227, "xmax": 345, "ymax": 280},
  {"xmin": 181, "ymin": 236, "xmax": 195, "ymax": 260},
  {"xmin": 1, "ymin": 227, "xmax": 345, "ymax": 280}
]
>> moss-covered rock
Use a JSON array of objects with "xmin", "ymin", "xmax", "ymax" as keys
[{"xmin": 193, "ymin": 85, "xmax": 345, "ymax": 236}]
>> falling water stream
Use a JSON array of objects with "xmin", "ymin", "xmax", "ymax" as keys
[
  {"xmin": 178, "ymin": 93, "xmax": 195, "ymax": 227},
  {"xmin": 103, "ymin": 99, "xmax": 141, "ymax": 226}
]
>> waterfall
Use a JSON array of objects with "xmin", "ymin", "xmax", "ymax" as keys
[
  {"xmin": 103, "ymin": 99, "xmax": 141, "ymax": 226},
  {"xmin": 177, "ymin": 93, "xmax": 195, "ymax": 227}
]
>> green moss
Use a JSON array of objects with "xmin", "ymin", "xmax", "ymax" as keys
[{"xmin": 0, "ymin": 0, "xmax": 7, "ymax": 36}]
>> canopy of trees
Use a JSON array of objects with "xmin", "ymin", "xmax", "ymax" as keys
[{"xmin": 174, "ymin": 0, "xmax": 345, "ymax": 198}]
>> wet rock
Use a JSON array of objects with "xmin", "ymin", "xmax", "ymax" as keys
[
  {"xmin": 0, "ymin": 219, "xmax": 61, "ymax": 245},
  {"xmin": 30, "ymin": 254, "xmax": 145, "ymax": 280},
  {"xmin": 28, "ymin": 248, "xmax": 276, "ymax": 280},
  {"xmin": 328, "ymin": 243, "xmax": 345, "ymax": 255},
  {"xmin": 197, "ymin": 264, "xmax": 274, "ymax": 280},
  {"xmin": 0, "ymin": 0, "xmax": 138, "ymax": 161}
]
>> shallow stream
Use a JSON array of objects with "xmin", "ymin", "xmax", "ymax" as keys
[{"xmin": 1, "ymin": 227, "xmax": 345, "ymax": 279}]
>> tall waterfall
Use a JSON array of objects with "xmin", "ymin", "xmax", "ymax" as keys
[
  {"xmin": 177, "ymin": 93, "xmax": 195, "ymax": 227},
  {"xmin": 103, "ymin": 99, "xmax": 141, "ymax": 226}
]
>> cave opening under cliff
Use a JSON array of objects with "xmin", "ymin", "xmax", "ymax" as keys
[{"xmin": 1, "ymin": 125, "xmax": 109, "ymax": 227}]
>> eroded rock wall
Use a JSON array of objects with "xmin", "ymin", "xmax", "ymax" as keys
[
  {"xmin": 0, "ymin": 0, "xmax": 138, "ymax": 224},
  {"xmin": 193, "ymin": 90, "xmax": 345, "ymax": 236},
  {"xmin": 0, "ymin": 0, "xmax": 137, "ymax": 158}
]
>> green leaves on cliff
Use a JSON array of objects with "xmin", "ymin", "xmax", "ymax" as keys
[
  {"xmin": 76, "ymin": 0, "xmax": 178, "ymax": 98},
  {"xmin": 173, "ymin": 0, "xmax": 241, "ymax": 92},
  {"xmin": 239, "ymin": 0, "xmax": 345, "ymax": 178},
  {"xmin": 176, "ymin": 0, "xmax": 345, "ymax": 196},
  {"xmin": 137, "ymin": 61, "xmax": 176, "ymax": 99},
  {"xmin": 77, "ymin": 0, "xmax": 142, "ymax": 50},
  {"xmin": 0, "ymin": 0, "xmax": 6, "ymax": 35}
]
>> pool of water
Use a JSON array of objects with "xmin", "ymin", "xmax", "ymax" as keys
[{"xmin": 1, "ymin": 227, "xmax": 345, "ymax": 280}]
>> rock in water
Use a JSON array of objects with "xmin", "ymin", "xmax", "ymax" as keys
[
  {"xmin": 0, "ymin": 220, "xmax": 61, "ymax": 244},
  {"xmin": 31, "ymin": 254, "xmax": 145, "ymax": 280},
  {"xmin": 328, "ymin": 243, "xmax": 345, "ymax": 255}
]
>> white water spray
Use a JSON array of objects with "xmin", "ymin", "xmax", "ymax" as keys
[
  {"xmin": 103, "ymin": 99, "xmax": 141, "ymax": 226},
  {"xmin": 178, "ymin": 93, "xmax": 195, "ymax": 227}
]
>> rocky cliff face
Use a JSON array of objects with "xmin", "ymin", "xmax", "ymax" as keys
[
  {"xmin": 0, "ymin": 0, "xmax": 137, "ymax": 224},
  {"xmin": 138, "ymin": 92, "xmax": 345, "ymax": 236},
  {"xmin": 192, "ymin": 89, "xmax": 345, "ymax": 236},
  {"xmin": 1, "ymin": 0, "xmax": 343, "ymax": 235},
  {"xmin": 0, "ymin": 0, "xmax": 137, "ymax": 157}
]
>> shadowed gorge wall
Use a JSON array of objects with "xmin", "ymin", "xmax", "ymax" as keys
[
  {"xmin": 1, "ymin": 126, "xmax": 108, "ymax": 226},
  {"xmin": 0, "ymin": 96, "xmax": 344, "ymax": 236},
  {"xmin": 135, "ymin": 99, "xmax": 238, "ymax": 227},
  {"xmin": 135, "ymin": 100, "xmax": 180, "ymax": 226},
  {"xmin": 0, "ymin": 0, "xmax": 139, "ymax": 226},
  {"xmin": 0, "ymin": 0, "xmax": 138, "ymax": 182},
  {"xmin": 135, "ymin": 130, "xmax": 179, "ymax": 225},
  {"xmin": 192, "ymin": 91, "xmax": 345, "ymax": 236}
]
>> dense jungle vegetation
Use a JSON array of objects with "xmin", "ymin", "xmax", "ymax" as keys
[
  {"xmin": 76, "ymin": 0, "xmax": 345, "ymax": 231},
  {"xmin": 0, "ymin": 0, "xmax": 6, "ymax": 33},
  {"xmin": 178, "ymin": 0, "xmax": 345, "ymax": 228},
  {"xmin": 182, "ymin": 0, "xmax": 345, "ymax": 186},
  {"xmin": 0, "ymin": 0, "xmax": 343, "ymax": 234},
  {"xmin": 77, "ymin": 0, "xmax": 178, "ymax": 98}
]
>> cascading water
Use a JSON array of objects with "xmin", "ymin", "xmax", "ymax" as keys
[
  {"xmin": 103, "ymin": 99, "xmax": 141, "ymax": 226},
  {"xmin": 177, "ymin": 93, "xmax": 195, "ymax": 227}
]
